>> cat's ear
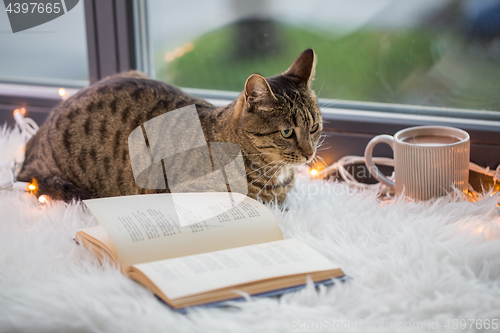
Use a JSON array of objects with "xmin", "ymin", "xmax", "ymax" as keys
[
  {"xmin": 233, "ymin": 74, "xmax": 275, "ymax": 123},
  {"xmin": 244, "ymin": 74, "xmax": 276, "ymax": 103},
  {"xmin": 284, "ymin": 48, "xmax": 316, "ymax": 85}
]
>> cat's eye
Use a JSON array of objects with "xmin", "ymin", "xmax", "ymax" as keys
[
  {"xmin": 310, "ymin": 123, "xmax": 319, "ymax": 133},
  {"xmin": 281, "ymin": 128, "xmax": 294, "ymax": 138}
]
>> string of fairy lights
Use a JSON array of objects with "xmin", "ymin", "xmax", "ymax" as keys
[
  {"xmin": 0, "ymin": 87, "xmax": 68, "ymax": 202},
  {"xmin": 0, "ymin": 107, "xmax": 42, "ymax": 201},
  {"xmin": 0, "ymin": 89, "xmax": 499, "ymax": 205}
]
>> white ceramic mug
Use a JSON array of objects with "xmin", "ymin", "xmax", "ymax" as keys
[{"xmin": 364, "ymin": 126, "xmax": 470, "ymax": 201}]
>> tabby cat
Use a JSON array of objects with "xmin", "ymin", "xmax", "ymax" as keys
[{"xmin": 18, "ymin": 49, "xmax": 322, "ymax": 204}]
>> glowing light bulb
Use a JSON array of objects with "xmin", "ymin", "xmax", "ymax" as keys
[
  {"xmin": 183, "ymin": 42, "xmax": 194, "ymax": 52},
  {"xmin": 13, "ymin": 107, "xmax": 26, "ymax": 117},
  {"xmin": 13, "ymin": 108, "xmax": 26, "ymax": 126},
  {"xmin": 58, "ymin": 88, "xmax": 66, "ymax": 97},
  {"xmin": 38, "ymin": 195, "xmax": 48, "ymax": 204},
  {"xmin": 310, "ymin": 168, "xmax": 318, "ymax": 176},
  {"xmin": 174, "ymin": 47, "xmax": 184, "ymax": 57},
  {"xmin": 164, "ymin": 52, "xmax": 175, "ymax": 62},
  {"xmin": 28, "ymin": 179, "xmax": 38, "ymax": 193}
]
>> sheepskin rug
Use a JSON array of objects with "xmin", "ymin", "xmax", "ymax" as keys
[{"xmin": 1, "ymin": 124, "xmax": 500, "ymax": 333}]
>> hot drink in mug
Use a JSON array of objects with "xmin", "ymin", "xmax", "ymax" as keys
[{"xmin": 364, "ymin": 126, "xmax": 470, "ymax": 201}]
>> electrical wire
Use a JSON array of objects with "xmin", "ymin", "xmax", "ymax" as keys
[
  {"xmin": 13, "ymin": 108, "xmax": 39, "ymax": 142},
  {"xmin": 0, "ymin": 161, "xmax": 16, "ymax": 191},
  {"xmin": 0, "ymin": 109, "xmax": 38, "ymax": 192},
  {"xmin": 317, "ymin": 155, "xmax": 395, "ymax": 193},
  {"xmin": 315, "ymin": 155, "xmax": 499, "ymax": 202}
]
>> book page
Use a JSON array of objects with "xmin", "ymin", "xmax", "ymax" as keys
[
  {"xmin": 130, "ymin": 239, "xmax": 341, "ymax": 301},
  {"xmin": 83, "ymin": 192, "xmax": 283, "ymax": 269}
]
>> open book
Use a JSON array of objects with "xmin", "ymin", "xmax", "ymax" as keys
[{"xmin": 76, "ymin": 192, "xmax": 344, "ymax": 309}]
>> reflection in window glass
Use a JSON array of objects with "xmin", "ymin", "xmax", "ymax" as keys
[
  {"xmin": 148, "ymin": 0, "xmax": 500, "ymax": 112},
  {"xmin": 0, "ymin": 1, "xmax": 88, "ymax": 87}
]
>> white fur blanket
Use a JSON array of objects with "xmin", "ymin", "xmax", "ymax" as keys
[{"xmin": 1, "ymin": 125, "xmax": 499, "ymax": 333}]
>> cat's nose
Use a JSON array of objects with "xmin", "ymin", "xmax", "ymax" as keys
[{"xmin": 303, "ymin": 154, "xmax": 312, "ymax": 161}]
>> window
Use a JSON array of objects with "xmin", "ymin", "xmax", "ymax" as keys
[
  {"xmin": 148, "ymin": 0, "xmax": 500, "ymax": 113},
  {"xmin": 0, "ymin": 1, "xmax": 88, "ymax": 87}
]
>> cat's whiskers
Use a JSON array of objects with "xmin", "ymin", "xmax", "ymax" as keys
[
  {"xmin": 250, "ymin": 172, "xmax": 275, "ymax": 188},
  {"xmin": 317, "ymin": 81, "xmax": 326, "ymax": 99},
  {"xmin": 318, "ymin": 98, "xmax": 340, "ymax": 109},
  {"xmin": 249, "ymin": 163, "xmax": 282, "ymax": 186},
  {"xmin": 315, "ymin": 155, "xmax": 326, "ymax": 165},
  {"xmin": 236, "ymin": 160, "xmax": 276, "ymax": 181},
  {"xmin": 256, "ymin": 163, "xmax": 285, "ymax": 197},
  {"xmin": 248, "ymin": 160, "xmax": 276, "ymax": 175},
  {"xmin": 271, "ymin": 163, "xmax": 286, "ymax": 184},
  {"xmin": 315, "ymin": 136, "xmax": 330, "ymax": 152},
  {"xmin": 241, "ymin": 153, "xmax": 273, "ymax": 157},
  {"xmin": 315, "ymin": 134, "xmax": 326, "ymax": 149},
  {"xmin": 311, "ymin": 155, "xmax": 327, "ymax": 169},
  {"xmin": 219, "ymin": 153, "xmax": 272, "ymax": 159}
]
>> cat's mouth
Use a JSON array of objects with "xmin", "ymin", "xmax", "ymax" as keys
[
  {"xmin": 302, "ymin": 151, "xmax": 317, "ymax": 165},
  {"xmin": 263, "ymin": 150, "xmax": 316, "ymax": 166},
  {"xmin": 282, "ymin": 155, "xmax": 315, "ymax": 165},
  {"xmin": 304, "ymin": 154, "xmax": 315, "ymax": 164}
]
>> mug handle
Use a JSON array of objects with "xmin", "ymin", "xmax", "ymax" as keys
[{"xmin": 364, "ymin": 135, "xmax": 396, "ymax": 190}]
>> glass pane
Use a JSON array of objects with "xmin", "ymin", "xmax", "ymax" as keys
[
  {"xmin": 148, "ymin": 0, "xmax": 500, "ymax": 112},
  {"xmin": 0, "ymin": 1, "xmax": 88, "ymax": 87}
]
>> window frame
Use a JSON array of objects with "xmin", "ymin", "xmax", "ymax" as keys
[{"xmin": 0, "ymin": 0, "xmax": 499, "ymax": 170}]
